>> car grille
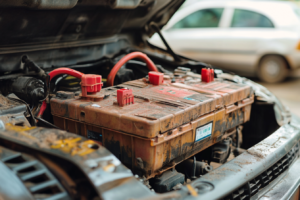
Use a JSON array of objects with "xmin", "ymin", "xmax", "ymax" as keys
[
  {"xmin": 1, "ymin": 149, "xmax": 70, "ymax": 200},
  {"xmin": 223, "ymin": 142, "xmax": 300, "ymax": 200}
]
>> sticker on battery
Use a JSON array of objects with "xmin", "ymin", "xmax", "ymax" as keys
[{"xmin": 195, "ymin": 122, "xmax": 212, "ymax": 142}]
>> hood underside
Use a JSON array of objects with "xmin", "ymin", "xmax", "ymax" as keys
[{"xmin": 0, "ymin": 0, "xmax": 184, "ymax": 47}]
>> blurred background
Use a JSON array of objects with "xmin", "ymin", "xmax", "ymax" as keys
[{"xmin": 149, "ymin": 0, "xmax": 300, "ymax": 116}]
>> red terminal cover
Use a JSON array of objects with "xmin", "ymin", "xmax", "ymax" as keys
[
  {"xmin": 117, "ymin": 88, "xmax": 134, "ymax": 107},
  {"xmin": 201, "ymin": 68, "xmax": 214, "ymax": 83},
  {"xmin": 81, "ymin": 74, "xmax": 103, "ymax": 97},
  {"xmin": 148, "ymin": 71, "xmax": 164, "ymax": 85}
]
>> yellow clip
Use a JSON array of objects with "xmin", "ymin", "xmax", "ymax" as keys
[{"xmin": 186, "ymin": 184, "xmax": 198, "ymax": 197}]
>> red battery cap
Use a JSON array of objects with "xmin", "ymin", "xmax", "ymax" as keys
[
  {"xmin": 148, "ymin": 71, "xmax": 164, "ymax": 85},
  {"xmin": 201, "ymin": 68, "xmax": 214, "ymax": 83},
  {"xmin": 81, "ymin": 74, "xmax": 103, "ymax": 97},
  {"xmin": 117, "ymin": 88, "xmax": 134, "ymax": 107}
]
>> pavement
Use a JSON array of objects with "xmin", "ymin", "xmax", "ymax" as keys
[{"xmin": 255, "ymin": 77, "xmax": 300, "ymax": 117}]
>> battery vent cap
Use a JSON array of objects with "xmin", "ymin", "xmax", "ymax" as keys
[
  {"xmin": 201, "ymin": 68, "xmax": 214, "ymax": 83},
  {"xmin": 81, "ymin": 74, "xmax": 103, "ymax": 97},
  {"xmin": 117, "ymin": 88, "xmax": 134, "ymax": 107},
  {"xmin": 149, "ymin": 71, "xmax": 164, "ymax": 85}
]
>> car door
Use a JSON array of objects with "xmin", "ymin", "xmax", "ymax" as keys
[
  {"xmin": 158, "ymin": 7, "xmax": 226, "ymax": 64},
  {"xmin": 218, "ymin": 8, "xmax": 275, "ymax": 75}
]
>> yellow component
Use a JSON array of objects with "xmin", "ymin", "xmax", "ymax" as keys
[
  {"xmin": 65, "ymin": 76, "xmax": 76, "ymax": 80},
  {"xmin": 102, "ymin": 78, "xmax": 107, "ymax": 81},
  {"xmin": 5, "ymin": 123, "xmax": 36, "ymax": 132},
  {"xmin": 64, "ymin": 76, "xmax": 80, "ymax": 85},
  {"xmin": 5, "ymin": 123, "xmax": 37, "ymax": 140},
  {"xmin": 68, "ymin": 82, "xmax": 79, "ymax": 86},
  {"xmin": 51, "ymin": 137, "xmax": 81, "ymax": 149},
  {"xmin": 296, "ymin": 41, "xmax": 300, "ymax": 50},
  {"xmin": 72, "ymin": 140, "xmax": 97, "ymax": 156},
  {"xmin": 51, "ymin": 138, "xmax": 97, "ymax": 156},
  {"xmin": 4, "ymin": 124, "xmax": 97, "ymax": 156},
  {"xmin": 186, "ymin": 184, "xmax": 198, "ymax": 197},
  {"xmin": 103, "ymin": 163, "xmax": 116, "ymax": 172}
]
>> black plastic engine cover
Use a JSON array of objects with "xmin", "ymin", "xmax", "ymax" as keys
[{"xmin": 150, "ymin": 170, "xmax": 185, "ymax": 193}]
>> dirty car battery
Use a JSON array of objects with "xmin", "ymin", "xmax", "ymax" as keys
[{"xmin": 50, "ymin": 72, "xmax": 254, "ymax": 178}]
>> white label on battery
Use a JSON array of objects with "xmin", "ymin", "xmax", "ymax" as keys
[
  {"xmin": 195, "ymin": 122, "xmax": 212, "ymax": 142},
  {"xmin": 92, "ymin": 104, "xmax": 101, "ymax": 108}
]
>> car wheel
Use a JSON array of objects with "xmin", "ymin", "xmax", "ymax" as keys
[{"xmin": 258, "ymin": 55, "xmax": 288, "ymax": 83}]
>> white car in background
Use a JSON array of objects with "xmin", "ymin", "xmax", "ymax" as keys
[{"xmin": 149, "ymin": 0, "xmax": 300, "ymax": 83}]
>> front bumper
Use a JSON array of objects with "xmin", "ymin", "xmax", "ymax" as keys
[
  {"xmin": 180, "ymin": 114, "xmax": 300, "ymax": 200},
  {"xmin": 259, "ymin": 158, "xmax": 300, "ymax": 200},
  {"xmin": 180, "ymin": 116, "xmax": 300, "ymax": 199},
  {"xmin": 142, "ymin": 114, "xmax": 300, "ymax": 200}
]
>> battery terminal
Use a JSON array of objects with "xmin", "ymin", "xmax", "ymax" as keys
[{"xmin": 117, "ymin": 88, "xmax": 134, "ymax": 107}]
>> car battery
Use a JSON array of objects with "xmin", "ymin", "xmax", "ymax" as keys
[{"xmin": 50, "ymin": 70, "xmax": 254, "ymax": 178}]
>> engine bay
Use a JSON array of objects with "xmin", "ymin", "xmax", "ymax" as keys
[
  {"xmin": 0, "ymin": 0, "xmax": 294, "ymax": 199},
  {"xmin": 0, "ymin": 48, "xmax": 282, "ymax": 197}
]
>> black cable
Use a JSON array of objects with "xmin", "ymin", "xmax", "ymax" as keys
[
  {"xmin": 7, "ymin": 97, "xmax": 37, "ymax": 126},
  {"xmin": 233, "ymin": 127, "xmax": 241, "ymax": 157},
  {"xmin": 184, "ymin": 168, "xmax": 191, "ymax": 180},
  {"xmin": 150, "ymin": 22, "xmax": 182, "ymax": 62},
  {"xmin": 22, "ymin": 55, "xmax": 47, "ymax": 79},
  {"xmin": 35, "ymin": 117, "xmax": 59, "ymax": 129}
]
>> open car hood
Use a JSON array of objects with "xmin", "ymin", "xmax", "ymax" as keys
[{"xmin": 0, "ymin": 0, "xmax": 184, "ymax": 47}]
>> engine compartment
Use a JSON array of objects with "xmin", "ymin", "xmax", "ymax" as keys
[
  {"xmin": 0, "ymin": 0, "xmax": 291, "ymax": 199},
  {"xmin": 0, "ymin": 48, "xmax": 282, "ymax": 196}
]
